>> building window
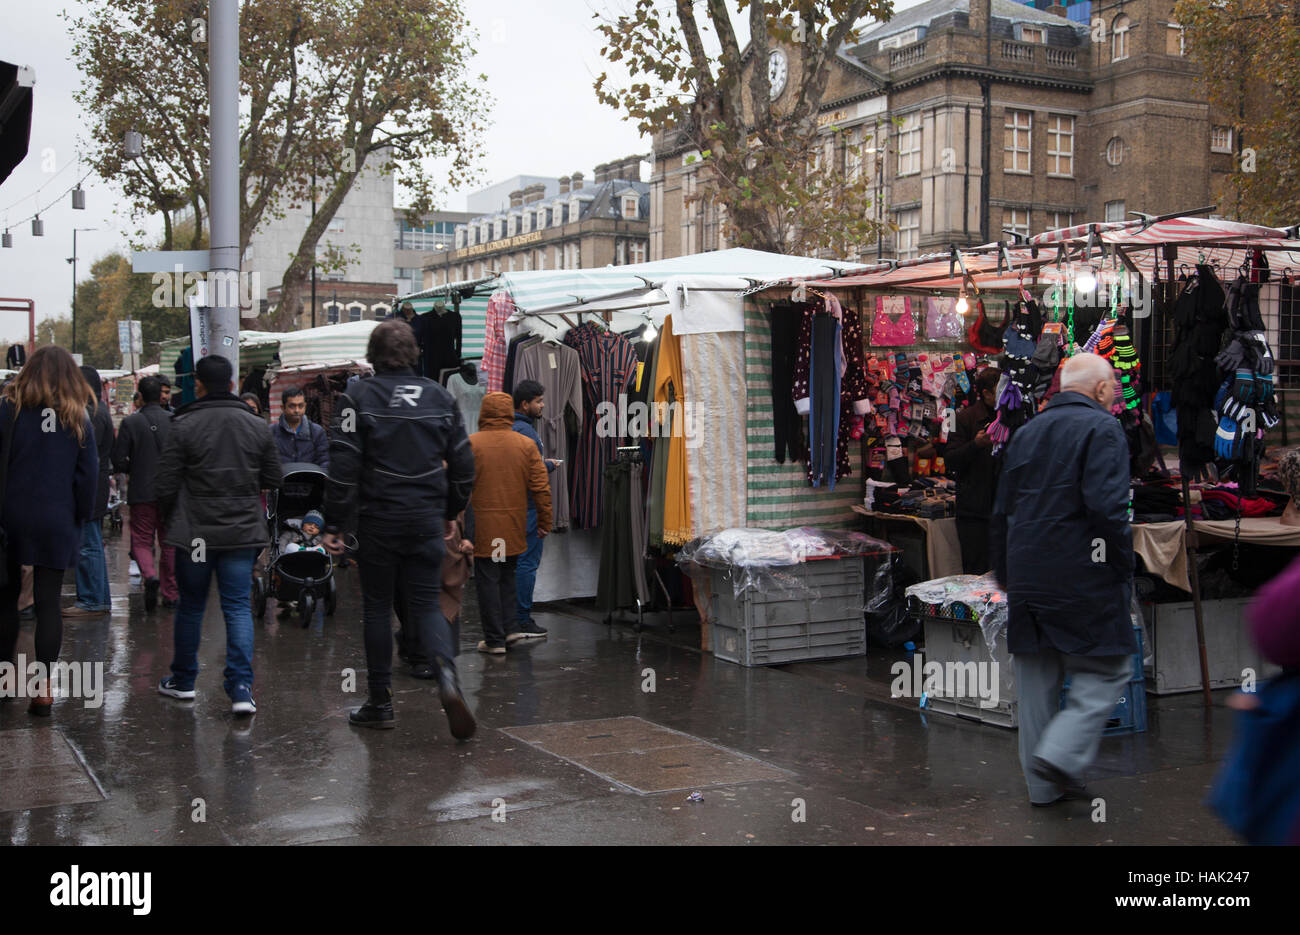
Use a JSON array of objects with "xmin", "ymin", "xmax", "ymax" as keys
[
  {"xmin": 1004, "ymin": 110, "xmax": 1032, "ymax": 174},
  {"xmin": 1105, "ymin": 200, "xmax": 1126, "ymax": 223},
  {"xmin": 566, "ymin": 243, "xmax": 581, "ymax": 269},
  {"xmin": 894, "ymin": 208, "xmax": 920, "ymax": 259},
  {"xmin": 621, "ymin": 195, "xmax": 639, "ymax": 219},
  {"xmin": 615, "ymin": 241, "xmax": 627, "ymax": 265},
  {"xmin": 371, "ymin": 303, "xmax": 391, "ymax": 319},
  {"xmin": 1106, "ymin": 137, "xmax": 1125, "ymax": 167},
  {"xmin": 536, "ymin": 248, "xmax": 545, "ymax": 271},
  {"xmin": 325, "ymin": 302, "xmax": 341, "ymax": 324},
  {"xmin": 1003, "ymin": 208, "xmax": 1031, "ymax": 241},
  {"xmin": 1048, "ymin": 211, "xmax": 1074, "ymax": 231},
  {"xmin": 896, "ymin": 113, "xmax": 921, "ymax": 176},
  {"xmin": 630, "ymin": 242, "xmax": 646, "ymax": 264},
  {"xmin": 1211, "ymin": 126, "xmax": 1234, "ymax": 153},
  {"xmin": 347, "ymin": 303, "xmax": 365, "ymax": 322},
  {"xmin": 1020, "ymin": 25, "xmax": 1045, "ymax": 44},
  {"xmin": 1047, "ymin": 115, "xmax": 1074, "ymax": 177},
  {"xmin": 326, "ymin": 216, "xmax": 344, "ymax": 234},
  {"xmin": 1112, "ymin": 15, "xmax": 1131, "ymax": 62},
  {"xmin": 1167, "ymin": 23, "xmax": 1186, "ymax": 56},
  {"xmin": 878, "ymin": 28, "xmax": 918, "ymax": 50}
]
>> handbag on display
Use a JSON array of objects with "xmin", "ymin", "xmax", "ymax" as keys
[
  {"xmin": 870, "ymin": 296, "xmax": 918, "ymax": 346},
  {"xmin": 968, "ymin": 299, "xmax": 1013, "ymax": 354},
  {"xmin": 925, "ymin": 296, "xmax": 964, "ymax": 340}
]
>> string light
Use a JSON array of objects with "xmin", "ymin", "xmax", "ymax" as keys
[{"xmin": 1074, "ymin": 266, "xmax": 1098, "ymax": 293}]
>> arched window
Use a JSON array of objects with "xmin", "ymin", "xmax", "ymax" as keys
[
  {"xmin": 325, "ymin": 302, "xmax": 342, "ymax": 325},
  {"xmin": 1112, "ymin": 15, "xmax": 1131, "ymax": 62},
  {"xmin": 370, "ymin": 302, "xmax": 391, "ymax": 320},
  {"xmin": 347, "ymin": 302, "xmax": 366, "ymax": 322}
]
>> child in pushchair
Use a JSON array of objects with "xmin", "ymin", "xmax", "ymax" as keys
[{"xmin": 254, "ymin": 463, "xmax": 337, "ymax": 627}]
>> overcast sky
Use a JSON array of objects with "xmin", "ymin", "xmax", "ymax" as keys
[{"xmin": 0, "ymin": 0, "xmax": 919, "ymax": 348}]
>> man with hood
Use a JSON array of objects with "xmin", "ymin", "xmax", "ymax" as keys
[
  {"xmin": 64, "ymin": 366, "xmax": 115, "ymax": 617},
  {"xmin": 468, "ymin": 391, "xmax": 552, "ymax": 655}
]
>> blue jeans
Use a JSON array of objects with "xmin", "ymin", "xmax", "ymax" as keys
[
  {"xmin": 169, "ymin": 548, "xmax": 257, "ymax": 697},
  {"xmin": 74, "ymin": 520, "xmax": 111, "ymax": 611},
  {"xmin": 515, "ymin": 508, "xmax": 544, "ymax": 626}
]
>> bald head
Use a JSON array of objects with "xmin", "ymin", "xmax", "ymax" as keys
[{"xmin": 1060, "ymin": 352, "xmax": 1116, "ymax": 408}]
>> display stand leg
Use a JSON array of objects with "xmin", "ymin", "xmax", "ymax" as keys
[{"xmin": 1181, "ymin": 474, "xmax": 1213, "ymax": 707}]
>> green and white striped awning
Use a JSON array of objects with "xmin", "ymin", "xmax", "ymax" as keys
[{"xmin": 397, "ymin": 248, "xmax": 867, "ymax": 359}]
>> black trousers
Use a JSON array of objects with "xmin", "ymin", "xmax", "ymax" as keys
[
  {"xmin": 809, "ymin": 314, "xmax": 839, "ymax": 486},
  {"xmin": 357, "ymin": 526, "xmax": 450, "ymax": 696},
  {"xmin": 770, "ymin": 303, "xmax": 806, "ymax": 463},
  {"xmin": 474, "ymin": 555, "xmax": 518, "ymax": 647},
  {"xmin": 956, "ymin": 517, "xmax": 992, "ymax": 575},
  {"xmin": 0, "ymin": 561, "xmax": 65, "ymax": 668}
]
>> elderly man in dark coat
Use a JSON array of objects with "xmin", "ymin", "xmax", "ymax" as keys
[{"xmin": 991, "ymin": 352, "xmax": 1137, "ymax": 807}]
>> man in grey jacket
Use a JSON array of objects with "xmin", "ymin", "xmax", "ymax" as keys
[{"xmin": 155, "ymin": 355, "xmax": 282, "ymax": 715}]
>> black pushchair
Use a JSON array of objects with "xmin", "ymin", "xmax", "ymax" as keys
[{"xmin": 254, "ymin": 462, "xmax": 337, "ymax": 627}]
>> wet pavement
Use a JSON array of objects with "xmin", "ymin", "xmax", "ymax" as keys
[{"xmin": 1, "ymin": 529, "xmax": 1241, "ymax": 845}]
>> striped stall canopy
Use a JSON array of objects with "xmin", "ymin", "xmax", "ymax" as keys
[
  {"xmin": 398, "ymin": 249, "xmax": 869, "ymax": 357},
  {"xmin": 274, "ymin": 320, "xmax": 378, "ymax": 371},
  {"xmin": 156, "ymin": 330, "xmax": 283, "ymax": 385}
]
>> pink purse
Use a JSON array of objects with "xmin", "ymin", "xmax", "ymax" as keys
[
  {"xmin": 870, "ymin": 296, "xmax": 918, "ymax": 346},
  {"xmin": 925, "ymin": 296, "xmax": 963, "ymax": 340}
]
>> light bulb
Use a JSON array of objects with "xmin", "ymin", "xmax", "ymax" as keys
[
  {"xmin": 1075, "ymin": 268, "xmax": 1098, "ymax": 292},
  {"xmin": 955, "ymin": 294, "xmax": 969, "ymax": 315},
  {"xmin": 643, "ymin": 321, "xmax": 657, "ymax": 341}
]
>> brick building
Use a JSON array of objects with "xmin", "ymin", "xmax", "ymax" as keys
[
  {"xmin": 425, "ymin": 156, "xmax": 651, "ymax": 287},
  {"xmin": 652, "ymin": 0, "xmax": 1236, "ymax": 261}
]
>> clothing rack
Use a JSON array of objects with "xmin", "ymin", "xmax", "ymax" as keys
[{"xmin": 601, "ymin": 445, "xmax": 679, "ymax": 633}]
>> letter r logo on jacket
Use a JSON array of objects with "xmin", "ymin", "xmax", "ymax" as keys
[{"xmin": 390, "ymin": 385, "xmax": 424, "ymax": 407}]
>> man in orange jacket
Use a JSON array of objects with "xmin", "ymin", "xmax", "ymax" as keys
[{"xmin": 467, "ymin": 392, "xmax": 552, "ymax": 654}]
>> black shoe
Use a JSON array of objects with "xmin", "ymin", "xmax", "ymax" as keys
[
  {"xmin": 1031, "ymin": 756, "xmax": 1090, "ymax": 801},
  {"xmin": 349, "ymin": 691, "xmax": 395, "ymax": 729},
  {"xmin": 437, "ymin": 663, "xmax": 476, "ymax": 740},
  {"xmin": 410, "ymin": 662, "xmax": 437, "ymax": 680},
  {"xmin": 517, "ymin": 621, "xmax": 548, "ymax": 639},
  {"xmin": 144, "ymin": 577, "xmax": 160, "ymax": 612}
]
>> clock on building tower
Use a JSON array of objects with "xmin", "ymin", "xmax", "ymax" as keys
[{"xmin": 768, "ymin": 50, "xmax": 788, "ymax": 99}]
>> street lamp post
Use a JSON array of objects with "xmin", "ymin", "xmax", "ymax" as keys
[{"xmin": 69, "ymin": 227, "xmax": 98, "ymax": 356}]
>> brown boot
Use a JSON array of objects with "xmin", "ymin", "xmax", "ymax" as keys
[{"xmin": 28, "ymin": 674, "xmax": 53, "ymax": 717}]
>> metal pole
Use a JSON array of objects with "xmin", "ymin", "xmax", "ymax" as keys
[
  {"xmin": 311, "ymin": 163, "xmax": 317, "ymax": 328},
  {"xmin": 208, "ymin": 0, "xmax": 240, "ymax": 377},
  {"xmin": 71, "ymin": 228, "xmax": 77, "ymax": 354}
]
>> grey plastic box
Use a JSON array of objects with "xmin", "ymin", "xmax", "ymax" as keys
[
  {"xmin": 920, "ymin": 615, "xmax": 1019, "ymax": 727},
  {"xmin": 1141, "ymin": 598, "xmax": 1281, "ymax": 695},
  {"xmin": 709, "ymin": 559, "xmax": 866, "ymax": 666}
]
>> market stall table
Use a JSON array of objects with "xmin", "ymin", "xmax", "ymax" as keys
[
  {"xmin": 851, "ymin": 505, "xmax": 962, "ymax": 579},
  {"xmin": 1132, "ymin": 517, "xmax": 1300, "ymax": 592}
]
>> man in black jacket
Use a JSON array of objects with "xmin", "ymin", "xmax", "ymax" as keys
[
  {"xmin": 155, "ymin": 356, "xmax": 282, "ymax": 716},
  {"xmin": 111, "ymin": 376, "xmax": 176, "ymax": 611},
  {"xmin": 991, "ymin": 353, "xmax": 1137, "ymax": 807},
  {"xmin": 322, "ymin": 319, "xmax": 476, "ymax": 738},
  {"xmin": 65, "ymin": 367, "xmax": 116, "ymax": 617},
  {"xmin": 945, "ymin": 366, "xmax": 1000, "ymax": 574}
]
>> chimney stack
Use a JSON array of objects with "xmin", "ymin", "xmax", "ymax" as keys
[
  {"xmin": 594, "ymin": 162, "xmax": 610, "ymax": 184},
  {"xmin": 558, "ymin": 175, "xmax": 571, "ymax": 195},
  {"xmin": 969, "ymin": 0, "xmax": 990, "ymax": 36},
  {"xmin": 571, "ymin": 171, "xmax": 585, "ymax": 191},
  {"xmin": 524, "ymin": 183, "xmax": 546, "ymax": 204},
  {"xmin": 1046, "ymin": 3, "xmax": 1066, "ymax": 18},
  {"xmin": 508, "ymin": 189, "xmax": 524, "ymax": 208}
]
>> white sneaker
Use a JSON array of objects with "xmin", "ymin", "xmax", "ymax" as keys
[
  {"xmin": 230, "ymin": 684, "xmax": 257, "ymax": 716},
  {"xmin": 129, "ymin": 560, "xmax": 141, "ymax": 578}
]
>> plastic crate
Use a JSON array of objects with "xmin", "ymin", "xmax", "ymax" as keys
[
  {"xmin": 1060, "ymin": 627, "xmax": 1147, "ymax": 734},
  {"xmin": 919, "ymin": 615, "xmax": 1018, "ymax": 727},
  {"xmin": 709, "ymin": 559, "xmax": 865, "ymax": 667}
]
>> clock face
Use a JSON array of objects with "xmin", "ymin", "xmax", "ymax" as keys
[{"xmin": 768, "ymin": 50, "xmax": 788, "ymax": 99}]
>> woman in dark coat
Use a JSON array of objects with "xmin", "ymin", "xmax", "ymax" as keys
[{"xmin": 0, "ymin": 346, "xmax": 98, "ymax": 715}]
